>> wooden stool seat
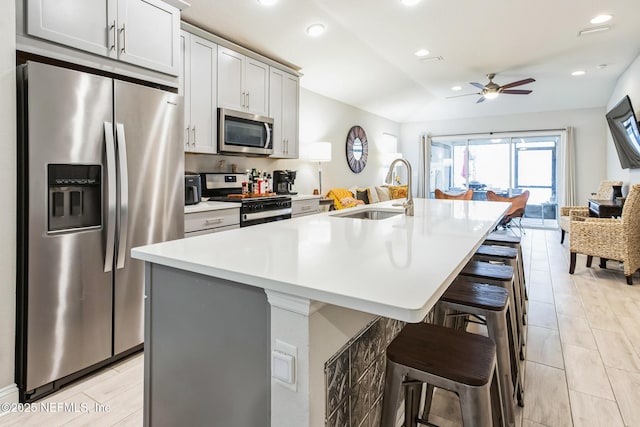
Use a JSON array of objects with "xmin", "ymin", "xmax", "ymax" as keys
[
  {"xmin": 441, "ymin": 278, "xmax": 509, "ymax": 311},
  {"xmin": 387, "ymin": 323, "xmax": 496, "ymax": 387},
  {"xmin": 476, "ymin": 245, "xmax": 518, "ymax": 260},
  {"xmin": 382, "ymin": 323, "xmax": 505, "ymax": 426},
  {"xmin": 434, "ymin": 280, "xmax": 523, "ymax": 425},
  {"xmin": 462, "ymin": 261, "xmax": 513, "ymax": 282},
  {"xmin": 485, "ymin": 232, "xmax": 521, "ymax": 245}
]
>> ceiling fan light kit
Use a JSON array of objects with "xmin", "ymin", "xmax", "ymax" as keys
[{"xmin": 448, "ymin": 73, "xmax": 535, "ymax": 103}]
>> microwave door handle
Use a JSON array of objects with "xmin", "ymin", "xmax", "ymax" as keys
[
  {"xmin": 104, "ymin": 122, "xmax": 117, "ymax": 272},
  {"xmin": 264, "ymin": 123, "xmax": 271, "ymax": 148},
  {"xmin": 115, "ymin": 123, "xmax": 129, "ymax": 270}
]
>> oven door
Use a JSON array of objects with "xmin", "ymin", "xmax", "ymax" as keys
[
  {"xmin": 241, "ymin": 198, "xmax": 292, "ymax": 227},
  {"xmin": 219, "ymin": 108, "xmax": 273, "ymax": 156}
]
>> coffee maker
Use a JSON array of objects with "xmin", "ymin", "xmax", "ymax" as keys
[{"xmin": 273, "ymin": 170, "xmax": 297, "ymax": 195}]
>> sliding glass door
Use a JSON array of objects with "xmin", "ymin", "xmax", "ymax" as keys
[{"xmin": 427, "ymin": 134, "xmax": 559, "ymax": 225}]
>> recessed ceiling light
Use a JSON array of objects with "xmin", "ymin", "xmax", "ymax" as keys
[
  {"xmin": 451, "ymin": 86, "xmax": 462, "ymax": 91},
  {"xmin": 590, "ymin": 14, "xmax": 612, "ymax": 24},
  {"xmin": 306, "ymin": 24, "xmax": 326, "ymax": 37},
  {"xmin": 572, "ymin": 70, "xmax": 586, "ymax": 76},
  {"xmin": 414, "ymin": 49, "xmax": 430, "ymax": 57},
  {"xmin": 400, "ymin": 0, "xmax": 421, "ymax": 5},
  {"xmin": 257, "ymin": 0, "xmax": 278, "ymax": 5}
]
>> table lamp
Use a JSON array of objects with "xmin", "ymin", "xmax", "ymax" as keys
[{"xmin": 308, "ymin": 142, "xmax": 332, "ymax": 195}]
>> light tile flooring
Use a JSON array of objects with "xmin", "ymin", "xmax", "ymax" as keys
[{"xmin": 2, "ymin": 228, "xmax": 640, "ymax": 426}]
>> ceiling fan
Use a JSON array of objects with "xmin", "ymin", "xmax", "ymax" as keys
[{"xmin": 448, "ymin": 73, "xmax": 536, "ymax": 103}]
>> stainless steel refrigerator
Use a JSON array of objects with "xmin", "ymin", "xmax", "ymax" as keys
[{"xmin": 16, "ymin": 61, "xmax": 184, "ymax": 401}]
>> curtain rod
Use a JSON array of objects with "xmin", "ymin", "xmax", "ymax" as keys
[{"xmin": 424, "ymin": 127, "xmax": 568, "ymax": 139}]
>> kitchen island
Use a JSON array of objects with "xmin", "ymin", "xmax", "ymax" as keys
[{"xmin": 132, "ymin": 198, "xmax": 509, "ymax": 427}]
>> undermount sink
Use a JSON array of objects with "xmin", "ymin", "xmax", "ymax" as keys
[{"xmin": 332, "ymin": 209, "xmax": 402, "ymax": 220}]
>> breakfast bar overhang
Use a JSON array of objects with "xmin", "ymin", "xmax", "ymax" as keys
[{"xmin": 131, "ymin": 198, "xmax": 509, "ymax": 426}]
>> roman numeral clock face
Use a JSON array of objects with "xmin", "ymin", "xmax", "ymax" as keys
[{"xmin": 345, "ymin": 125, "xmax": 368, "ymax": 174}]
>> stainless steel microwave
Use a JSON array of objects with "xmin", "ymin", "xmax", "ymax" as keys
[{"xmin": 218, "ymin": 108, "xmax": 274, "ymax": 156}]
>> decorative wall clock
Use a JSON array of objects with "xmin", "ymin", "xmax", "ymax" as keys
[{"xmin": 345, "ymin": 125, "xmax": 368, "ymax": 173}]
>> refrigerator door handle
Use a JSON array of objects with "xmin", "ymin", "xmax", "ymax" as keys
[
  {"xmin": 115, "ymin": 123, "xmax": 129, "ymax": 270},
  {"xmin": 104, "ymin": 122, "xmax": 117, "ymax": 273}
]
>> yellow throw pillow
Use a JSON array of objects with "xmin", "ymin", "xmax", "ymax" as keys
[
  {"xmin": 389, "ymin": 185, "xmax": 408, "ymax": 200},
  {"xmin": 325, "ymin": 188, "xmax": 354, "ymax": 210}
]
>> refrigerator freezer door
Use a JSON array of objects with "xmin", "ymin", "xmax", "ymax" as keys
[
  {"xmin": 23, "ymin": 62, "xmax": 114, "ymax": 392},
  {"xmin": 113, "ymin": 80, "xmax": 184, "ymax": 354}
]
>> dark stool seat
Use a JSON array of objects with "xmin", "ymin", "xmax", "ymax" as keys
[
  {"xmin": 485, "ymin": 232, "xmax": 521, "ymax": 245},
  {"xmin": 433, "ymin": 279, "xmax": 522, "ymax": 425},
  {"xmin": 475, "ymin": 244, "xmax": 528, "ymax": 330},
  {"xmin": 484, "ymin": 232, "xmax": 529, "ymax": 302},
  {"xmin": 387, "ymin": 323, "xmax": 496, "ymax": 387},
  {"xmin": 382, "ymin": 323, "xmax": 505, "ymax": 427},
  {"xmin": 476, "ymin": 244, "xmax": 518, "ymax": 260},
  {"xmin": 441, "ymin": 279, "xmax": 509, "ymax": 310},
  {"xmin": 462, "ymin": 261, "xmax": 513, "ymax": 281}
]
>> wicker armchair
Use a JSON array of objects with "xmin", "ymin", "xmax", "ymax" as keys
[
  {"xmin": 569, "ymin": 184, "xmax": 640, "ymax": 285},
  {"xmin": 559, "ymin": 180, "xmax": 623, "ymax": 244},
  {"xmin": 434, "ymin": 189, "xmax": 474, "ymax": 200}
]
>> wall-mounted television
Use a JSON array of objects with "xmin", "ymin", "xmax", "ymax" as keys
[{"xmin": 606, "ymin": 95, "xmax": 640, "ymax": 169}]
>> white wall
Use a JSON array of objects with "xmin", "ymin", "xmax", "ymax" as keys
[
  {"xmin": 0, "ymin": 0, "xmax": 18, "ymax": 409},
  {"xmin": 400, "ymin": 107, "xmax": 607, "ymax": 204},
  {"xmin": 186, "ymin": 88, "xmax": 401, "ymax": 195},
  {"xmin": 606, "ymin": 53, "xmax": 640, "ymax": 190}
]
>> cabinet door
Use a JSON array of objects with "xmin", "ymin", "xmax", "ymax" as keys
[
  {"xmin": 268, "ymin": 68, "xmax": 285, "ymax": 158},
  {"xmin": 27, "ymin": 0, "xmax": 117, "ymax": 58},
  {"xmin": 180, "ymin": 31, "xmax": 191, "ymax": 151},
  {"xmin": 189, "ymin": 35, "xmax": 218, "ymax": 154},
  {"xmin": 217, "ymin": 47, "xmax": 244, "ymax": 111},
  {"xmin": 245, "ymin": 58, "xmax": 269, "ymax": 116},
  {"xmin": 283, "ymin": 73, "xmax": 300, "ymax": 158},
  {"xmin": 117, "ymin": 0, "xmax": 180, "ymax": 76}
]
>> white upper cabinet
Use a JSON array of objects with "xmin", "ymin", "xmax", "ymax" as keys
[
  {"xmin": 269, "ymin": 67, "xmax": 299, "ymax": 159},
  {"xmin": 26, "ymin": 0, "xmax": 180, "ymax": 76},
  {"xmin": 116, "ymin": 0, "xmax": 180, "ymax": 75},
  {"xmin": 217, "ymin": 46, "xmax": 269, "ymax": 116},
  {"xmin": 181, "ymin": 31, "xmax": 217, "ymax": 154}
]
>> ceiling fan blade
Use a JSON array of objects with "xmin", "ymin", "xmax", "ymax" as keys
[
  {"xmin": 501, "ymin": 89, "xmax": 532, "ymax": 95},
  {"xmin": 470, "ymin": 82, "xmax": 486, "ymax": 90},
  {"xmin": 500, "ymin": 78, "xmax": 536, "ymax": 89},
  {"xmin": 446, "ymin": 92, "xmax": 481, "ymax": 99},
  {"xmin": 476, "ymin": 96, "xmax": 486, "ymax": 104}
]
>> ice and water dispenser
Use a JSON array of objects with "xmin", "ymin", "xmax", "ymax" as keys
[{"xmin": 48, "ymin": 164, "xmax": 101, "ymax": 232}]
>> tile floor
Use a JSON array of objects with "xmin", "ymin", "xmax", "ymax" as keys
[{"xmin": 2, "ymin": 228, "xmax": 640, "ymax": 426}]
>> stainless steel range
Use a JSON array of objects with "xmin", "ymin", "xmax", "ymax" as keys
[{"xmin": 200, "ymin": 173, "xmax": 292, "ymax": 227}]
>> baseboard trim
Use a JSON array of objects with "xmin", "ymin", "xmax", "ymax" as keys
[{"xmin": 0, "ymin": 383, "xmax": 19, "ymax": 416}]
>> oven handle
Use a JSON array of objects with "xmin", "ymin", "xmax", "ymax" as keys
[{"xmin": 242, "ymin": 207, "xmax": 292, "ymax": 222}]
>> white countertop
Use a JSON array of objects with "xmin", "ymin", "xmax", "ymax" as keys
[
  {"xmin": 184, "ymin": 200, "xmax": 241, "ymax": 214},
  {"xmin": 135, "ymin": 199, "xmax": 509, "ymax": 322}
]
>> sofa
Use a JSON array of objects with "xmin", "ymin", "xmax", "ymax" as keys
[{"xmin": 325, "ymin": 185, "xmax": 408, "ymax": 210}]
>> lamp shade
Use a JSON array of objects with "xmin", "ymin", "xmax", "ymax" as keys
[{"xmin": 308, "ymin": 142, "xmax": 332, "ymax": 162}]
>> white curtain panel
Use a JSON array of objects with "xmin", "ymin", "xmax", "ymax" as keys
[{"xmin": 559, "ymin": 127, "xmax": 577, "ymax": 206}]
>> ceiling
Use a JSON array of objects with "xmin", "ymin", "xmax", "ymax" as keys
[{"xmin": 182, "ymin": 0, "xmax": 640, "ymax": 123}]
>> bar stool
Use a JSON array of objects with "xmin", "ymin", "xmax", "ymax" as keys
[
  {"xmin": 381, "ymin": 323, "xmax": 505, "ymax": 427},
  {"xmin": 475, "ymin": 244, "xmax": 527, "ymax": 325},
  {"xmin": 458, "ymin": 261, "xmax": 526, "ymax": 394},
  {"xmin": 432, "ymin": 279, "xmax": 523, "ymax": 426},
  {"xmin": 484, "ymin": 232, "xmax": 529, "ymax": 302}
]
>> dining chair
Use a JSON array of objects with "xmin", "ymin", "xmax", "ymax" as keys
[
  {"xmin": 486, "ymin": 190, "xmax": 530, "ymax": 236},
  {"xmin": 434, "ymin": 189, "xmax": 474, "ymax": 200}
]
